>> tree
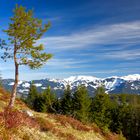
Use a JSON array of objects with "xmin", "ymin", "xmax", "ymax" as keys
[
  {"xmin": 95, "ymin": 86, "xmax": 105, "ymax": 94},
  {"xmin": 91, "ymin": 86, "xmax": 113, "ymax": 130},
  {"xmin": 42, "ymin": 86, "xmax": 56, "ymax": 112},
  {"xmin": 61, "ymin": 85, "xmax": 73, "ymax": 115},
  {"xmin": 26, "ymin": 83, "xmax": 38, "ymax": 109},
  {"xmin": 73, "ymin": 86, "xmax": 91, "ymax": 122},
  {"xmin": 0, "ymin": 5, "xmax": 52, "ymax": 107},
  {"xmin": 33, "ymin": 94, "xmax": 47, "ymax": 112}
]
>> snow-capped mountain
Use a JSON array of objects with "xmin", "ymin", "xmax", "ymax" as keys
[{"xmin": 1, "ymin": 74, "xmax": 140, "ymax": 97}]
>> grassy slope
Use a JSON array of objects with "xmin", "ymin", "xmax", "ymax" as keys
[{"xmin": 0, "ymin": 88, "xmax": 125, "ymax": 140}]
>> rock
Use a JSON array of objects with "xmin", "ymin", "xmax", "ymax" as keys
[{"xmin": 21, "ymin": 109, "xmax": 34, "ymax": 117}]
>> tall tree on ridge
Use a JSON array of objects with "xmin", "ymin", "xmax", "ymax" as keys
[
  {"xmin": 61, "ymin": 85, "xmax": 73, "ymax": 115},
  {"xmin": 73, "ymin": 86, "xmax": 91, "ymax": 122},
  {"xmin": 0, "ymin": 5, "xmax": 52, "ymax": 107}
]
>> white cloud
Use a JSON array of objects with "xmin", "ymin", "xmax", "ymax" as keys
[
  {"xmin": 102, "ymin": 49, "xmax": 140, "ymax": 60},
  {"xmin": 38, "ymin": 21, "xmax": 140, "ymax": 51},
  {"xmin": 45, "ymin": 58, "xmax": 93, "ymax": 69}
]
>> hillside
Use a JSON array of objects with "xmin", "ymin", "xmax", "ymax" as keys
[
  {"xmin": 0, "ymin": 88, "xmax": 125, "ymax": 140},
  {"xmin": 2, "ymin": 74, "xmax": 140, "ymax": 97}
]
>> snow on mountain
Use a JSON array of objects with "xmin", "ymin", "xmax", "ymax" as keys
[
  {"xmin": 41, "ymin": 87, "xmax": 47, "ymax": 90},
  {"xmin": 3, "ymin": 74, "xmax": 140, "ymax": 96},
  {"xmin": 9, "ymin": 81, "xmax": 23, "ymax": 86},
  {"xmin": 18, "ymin": 89, "xmax": 29, "ymax": 94},
  {"xmin": 64, "ymin": 75, "xmax": 99, "ymax": 83},
  {"xmin": 9, "ymin": 82, "xmax": 14, "ymax": 86},
  {"xmin": 121, "ymin": 74, "xmax": 140, "ymax": 81},
  {"xmin": 103, "ymin": 78, "xmax": 123, "ymax": 91},
  {"xmin": 22, "ymin": 83, "xmax": 30, "ymax": 88},
  {"xmin": 33, "ymin": 83, "xmax": 42, "ymax": 87}
]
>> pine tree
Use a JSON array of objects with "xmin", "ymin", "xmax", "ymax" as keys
[
  {"xmin": 42, "ymin": 86, "xmax": 56, "ymax": 112},
  {"xmin": 26, "ymin": 83, "xmax": 38, "ymax": 109},
  {"xmin": 73, "ymin": 86, "xmax": 91, "ymax": 122},
  {"xmin": 0, "ymin": 5, "xmax": 52, "ymax": 107},
  {"xmin": 33, "ymin": 94, "xmax": 47, "ymax": 112},
  {"xmin": 91, "ymin": 86, "xmax": 112, "ymax": 129},
  {"xmin": 95, "ymin": 85, "xmax": 105, "ymax": 94},
  {"xmin": 61, "ymin": 85, "xmax": 73, "ymax": 115}
]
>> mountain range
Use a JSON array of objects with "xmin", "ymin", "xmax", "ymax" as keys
[{"xmin": 2, "ymin": 74, "xmax": 140, "ymax": 97}]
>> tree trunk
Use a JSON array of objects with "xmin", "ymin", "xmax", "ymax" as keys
[
  {"xmin": 8, "ymin": 38, "xmax": 18, "ymax": 108},
  {"xmin": 8, "ymin": 63, "xmax": 19, "ymax": 108}
]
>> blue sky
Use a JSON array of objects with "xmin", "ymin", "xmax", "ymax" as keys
[{"xmin": 0, "ymin": 0, "xmax": 140, "ymax": 80}]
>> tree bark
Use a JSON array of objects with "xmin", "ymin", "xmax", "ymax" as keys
[
  {"xmin": 8, "ymin": 63, "xmax": 18, "ymax": 108},
  {"xmin": 8, "ymin": 39, "xmax": 18, "ymax": 108}
]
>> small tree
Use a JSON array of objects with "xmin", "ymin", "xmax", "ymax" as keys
[
  {"xmin": 61, "ymin": 85, "xmax": 73, "ymax": 115},
  {"xmin": 73, "ymin": 86, "xmax": 91, "ymax": 122},
  {"xmin": 26, "ymin": 83, "xmax": 38, "ymax": 109},
  {"xmin": 0, "ymin": 5, "xmax": 52, "ymax": 107},
  {"xmin": 33, "ymin": 94, "xmax": 47, "ymax": 112},
  {"xmin": 42, "ymin": 86, "xmax": 56, "ymax": 112},
  {"xmin": 91, "ymin": 86, "xmax": 113, "ymax": 129}
]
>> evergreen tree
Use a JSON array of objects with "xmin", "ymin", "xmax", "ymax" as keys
[
  {"xmin": 61, "ymin": 85, "xmax": 73, "ymax": 115},
  {"xmin": 33, "ymin": 94, "xmax": 47, "ymax": 112},
  {"xmin": 95, "ymin": 85, "xmax": 105, "ymax": 94},
  {"xmin": 91, "ymin": 86, "xmax": 113, "ymax": 130},
  {"xmin": 114, "ymin": 95, "xmax": 132, "ymax": 136},
  {"xmin": 53, "ymin": 98, "xmax": 62, "ymax": 114},
  {"xmin": 0, "ymin": 5, "xmax": 52, "ymax": 107},
  {"xmin": 73, "ymin": 86, "xmax": 91, "ymax": 122},
  {"xmin": 26, "ymin": 83, "xmax": 38, "ymax": 109},
  {"xmin": 42, "ymin": 86, "xmax": 56, "ymax": 112}
]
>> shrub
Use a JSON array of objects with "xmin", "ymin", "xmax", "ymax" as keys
[
  {"xmin": 35, "ymin": 117, "xmax": 54, "ymax": 131},
  {"xmin": 0, "ymin": 107, "xmax": 38, "ymax": 129}
]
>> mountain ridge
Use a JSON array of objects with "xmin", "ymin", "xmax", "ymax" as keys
[{"xmin": 2, "ymin": 74, "xmax": 140, "ymax": 96}]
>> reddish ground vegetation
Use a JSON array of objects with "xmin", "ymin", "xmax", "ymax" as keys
[
  {"xmin": 103, "ymin": 132, "xmax": 122, "ymax": 140},
  {"xmin": 0, "ymin": 88, "xmax": 10, "ymax": 102},
  {"xmin": 36, "ymin": 116, "xmax": 77, "ymax": 140},
  {"xmin": 15, "ymin": 98, "xmax": 27, "ymax": 108},
  {"xmin": 90, "ymin": 123, "xmax": 102, "ymax": 134},
  {"xmin": 51, "ymin": 128, "xmax": 77, "ymax": 140},
  {"xmin": 0, "ymin": 87, "xmax": 28, "ymax": 109},
  {"xmin": 36, "ymin": 116, "xmax": 55, "ymax": 131},
  {"xmin": 50, "ymin": 114, "xmax": 92, "ymax": 132},
  {"xmin": 0, "ymin": 107, "xmax": 39, "ymax": 129}
]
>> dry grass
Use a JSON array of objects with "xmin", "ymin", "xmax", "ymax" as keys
[
  {"xmin": 36, "ymin": 116, "xmax": 77, "ymax": 140},
  {"xmin": 0, "ymin": 88, "xmax": 10, "ymax": 102},
  {"xmin": 0, "ymin": 107, "xmax": 39, "ymax": 129},
  {"xmin": 0, "ymin": 107, "xmax": 39, "ymax": 139},
  {"xmin": 103, "ymin": 132, "xmax": 126, "ymax": 140},
  {"xmin": 0, "ymin": 88, "xmax": 125, "ymax": 140},
  {"xmin": 50, "ymin": 114, "xmax": 92, "ymax": 132}
]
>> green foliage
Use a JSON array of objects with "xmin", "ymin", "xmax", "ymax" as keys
[
  {"xmin": 1, "ymin": 4, "xmax": 52, "ymax": 68},
  {"xmin": 24, "ymin": 84, "xmax": 140, "ymax": 139},
  {"xmin": 95, "ymin": 86, "xmax": 105, "ymax": 94},
  {"xmin": 26, "ymin": 86, "xmax": 56, "ymax": 113},
  {"xmin": 61, "ymin": 85, "xmax": 73, "ymax": 115},
  {"xmin": 0, "ymin": 4, "xmax": 52, "ymax": 107},
  {"xmin": 41, "ymin": 86, "xmax": 56, "ymax": 112},
  {"xmin": 26, "ymin": 83, "xmax": 38, "ymax": 109},
  {"xmin": 91, "ymin": 87, "xmax": 113, "ymax": 129},
  {"xmin": 53, "ymin": 98, "xmax": 62, "ymax": 114},
  {"xmin": 33, "ymin": 94, "xmax": 47, "ymax": 112},
  {"xmin": 110, "ymin": 94, "xmax": 140, "ymax": 139},
  {"xmin": 73, "ymin": 86, "xmax": 91, "ymax": 122}
]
